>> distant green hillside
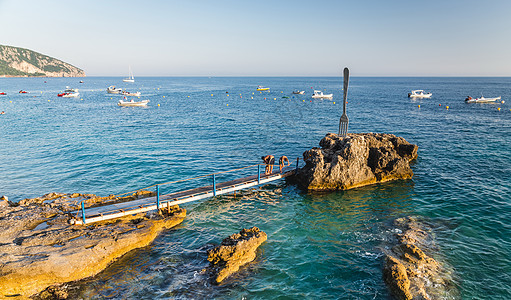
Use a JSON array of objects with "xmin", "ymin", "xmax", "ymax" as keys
[{"xmin": 0, "ymin": 45, "xmax": 85, "ymax": 77}]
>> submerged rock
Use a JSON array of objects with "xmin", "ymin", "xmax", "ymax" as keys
[
  {"xmin": 297, "ymin": 133, "xmax": 418, "ymax": 191},
  {"xmin": 206, "ymin": 227, "xmax": 267, "ymax": 284},
  {"xmin": 383, "ymin": 217, "xmax": 456, "ymax": 300},
  {"xmin": 0, "ymin": 192, "xmax": 185, "ymax": 298}
]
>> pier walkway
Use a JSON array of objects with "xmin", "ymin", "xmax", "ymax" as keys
[{"xmin": 72, "ymin": 162, "xmax": 299, "ymax": 225}]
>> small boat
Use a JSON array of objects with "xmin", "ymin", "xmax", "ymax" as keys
[
  {"xmin": 123, "ymin": 66, "xmax": 135, "ymax": 83},
  {"xmin": 292, "ymin": 91, "xmax": 305, "ymax": 95},
  {"xmin": 121, "ymin": 90, "xmax": 141, "ymax": 97},
  {"xmin": 65, "ymin": 86, "xmax": 78, "ymax": 92},
  {"xmin": 312, "ymin": 90, "xmax": 333, "ymax": 99},
  {"xmin": 256, "ymin": 86, "xmax": 270, "ymax": 91},
  {"xmin": 0, "ymin": 92, "xmax": 6, "ymax": 95},
  {"xmin": 408, "ymin": 90, "xmax": 432, "ymax": 98},
  {"xmin": 107, "ymin": 86, "xmax": 123, "ymax": 94},
  {"xmin": 18, "ymin": 90, "xmax": 28, "ymax": 94},
  {"xmin": 465, "ymin": 96, "xmax": 502, "ymax": 103},
  {"xmin": 79, "ymin": 80, "xmax": 84, "ymax": 83},
  {"xmin": 117, "ymin": 97, "xmax": 149, "ymax": 107},
  {"xmin": 58, "ymin": 92, "xmax": 80, "ymax": 98}
]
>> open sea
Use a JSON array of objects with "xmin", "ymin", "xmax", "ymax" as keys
[{"xmin": 0, "ymin": 76, "xmax": 510, "ymax": 299}]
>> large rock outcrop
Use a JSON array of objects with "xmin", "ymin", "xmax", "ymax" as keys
[
  {"xmin": 297, "ymin": 133, "xmax": 418, "ymax": 191},
  {"xmin": 206, "ymin": 227, "xmax": 267, "ymax": 284},
  {"xmin": 383, "ymin": 217, "xmax": 456, "ymax": 300},
  {"xmin": 0, "ymin": 192, "xmax": 185, "ymax": 298}
]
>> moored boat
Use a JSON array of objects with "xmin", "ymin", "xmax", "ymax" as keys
[
  {"xmin": 18, "ymin": 90, "xmax": 28, "ymax": 94},
  {"xmin": 292, "ymin": 90, "xmax": 305, "ymax": 95},
  {"xmin": 117, "ymin": 97, "xmax": 149, "ymax": 107},
  {"xmin": 0, "ymin": 92, "xmax": 6, "ymax": 95},
  {"xmin": 58, "ymin": 92, "xmax": 79, "ymax": 98},
  {"xmin": 107, "ymin": 86, "xmax": 123, "ymax": 94},
  {"xmin": 312, "ymin": 90, "xmax": 333, "ymax": 99},
  {"xmin": 256, "ymin": 86, "xmax": 270, "ymax": 91},
  {"xmin": 465, "ymin": 96, "xmax": 502, "ymax": 103},
  {"xmin": 121, "ymin": 90, "xmax": 141, "ymax": 97},
  {"xmin": 123, "ymin": 66, "xmax": 135, "ymax": 83},
  {"xmin": 408, "ymin": 90, "xmax": 432, "ymax": 98}
]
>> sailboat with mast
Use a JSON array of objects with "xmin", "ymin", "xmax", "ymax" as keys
[{"xmin": 123, "ymin": 66, "xmax": 135, "ymax": 83}]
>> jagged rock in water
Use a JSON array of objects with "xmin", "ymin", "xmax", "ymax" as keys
[
  {"xmin": 383, "ymin": 217, "xmax": 457, "ymax": 300},
  {"xmin": 297, "ymin": 133, "xmax": 418, "ymax": 191},
  {"xmin": 0, "ymin": 192, "xmax": 185, "ymax": 298},
  {"xmin": 207, "ymin": 227, "xmax": 267, "ymax": 284}
]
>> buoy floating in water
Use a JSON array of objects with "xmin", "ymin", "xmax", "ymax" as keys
[
  {"xmin": 418, "ymin": 105, "xmax": 420, "ymax": 108},
  {"xmin": 333, "ymin": 102, "xmax": 335, "ymax": 104},
  {"xmin": 498, "ymin": 107, "xmax": 501, "ymax": 111},
  {"xmin": 439, "ymin": 104, "xmax": 441, "ymax": 106},
  {"xmin": 446, "ymin": 106, "xmax": 449, "ymax": 110},
  {"xmin": 158, "ymin": 104, "xmax": 160, "ymax": 107}
]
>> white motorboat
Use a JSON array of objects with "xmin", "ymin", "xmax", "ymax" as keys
[
  {"xmin": 117, "ymin": 97, "xmax": 149, "ymax": 107},
  {"xmin": 465, "ymin": 96, "xmax": 502, "ymax": 103},
  {"xmin": 408, "ymin": 90, "xmax": 432, "ymax": 98},
  {"xmin": 292, "ymin": 90, "xmax": 305, "ymax": 95},
  {"xmin": 123, "ymin": 66, "xmax": 135, "ymax": 83},
  {"xmin": 312, "ymin": 90, "xmax": 333, "ymax": 99},
  {"xmin": 107, "ymin": 86, "xmax": 123, "ymax": 94},
  {"xmin": 121, "ymin": 90, "xmax": 141, "ymax": 97}
]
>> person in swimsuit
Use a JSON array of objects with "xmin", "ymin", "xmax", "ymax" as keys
[
  {"xmin": 279, "ymin": 156, "xmax": 290, "ymax": 173},
  {"xmin": 261, "ymin": 155, "xmax": 275, "ymax": 175}
]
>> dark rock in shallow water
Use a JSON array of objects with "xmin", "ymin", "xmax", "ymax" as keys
[
  {"xmin": 297, "ymin": 133, "xmax": 418, "ymax": 191},
  {"xmin": 383, "ymin": 217, "xmax": 457, "ymax": 300},
  {"xmin": 206, "ymin": 227, "xmax": 267, "ymax": 284}
]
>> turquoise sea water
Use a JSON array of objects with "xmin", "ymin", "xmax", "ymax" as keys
[{"xmin": 0, "ymin": 77, "xmax": 510, "ymax": 299}]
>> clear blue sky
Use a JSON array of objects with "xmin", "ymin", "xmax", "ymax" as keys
[{"xmin": 1, "ymin": 0, "xmax": 510, "ymax": 76}]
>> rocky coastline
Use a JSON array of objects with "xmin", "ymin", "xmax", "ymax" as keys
[
  {"xmin": 0, "ymin": 192, "xmax": 185, "ymax": 298},
  {"xmin": 296, "ymin": 133, "xmax": 418, "ymax": 191},
  {"xmin": 383, "ymin": 217, "xmax": 456, "ymax": 300}
]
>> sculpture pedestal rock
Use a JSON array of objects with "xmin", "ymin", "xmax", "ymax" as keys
[{"xmin": 297, "ymin": 133, "xmax": 418, "ymax": 191}]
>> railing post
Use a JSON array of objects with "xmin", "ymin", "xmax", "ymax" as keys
[
  {"xmin": 156, "ymin": 185, "xmax": 160, "ymax": 210},
  {"xmin": 295, "ymin": 157, "xmax": 299, "ymax": 172},
  {"xmin": 213, "ymin": 174, "xmax": 217, "ymax": 196},
  {"xmin": 257, "ymin": 164, "xmax": 261, "ymax": 184},
  {"xmin": 81, "ymin": 201, "xmax": 86, "ymax": 225}
]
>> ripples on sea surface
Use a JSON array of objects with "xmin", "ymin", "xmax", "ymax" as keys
[{"xmin": 0, "ymin": 77, "xmax": 510, "ymax": 299}]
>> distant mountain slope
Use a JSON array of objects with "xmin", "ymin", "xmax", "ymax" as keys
[{"xmin": 0, "ymin": 45, "xmax": 85, "ymax": 77}]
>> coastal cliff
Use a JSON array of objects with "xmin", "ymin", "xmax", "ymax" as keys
[
  {"xmin": 296, "ymin": 133, "xmax": 418, "ymax": 191},
  {"xmin": 0, "ymin": 45, "xmax": 85, "ymax": 77},
  {"xmin": 0, "ymin": 192, "xmax": 185, "ymax": 298}
]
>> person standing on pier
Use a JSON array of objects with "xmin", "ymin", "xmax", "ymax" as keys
[
  {"xmin": 279, "ymin": 156, "xmax": 290, "ymax": 173},
  {"xmin": 261, "ymin": 155, "xmax": 275, "ymax": 175}
]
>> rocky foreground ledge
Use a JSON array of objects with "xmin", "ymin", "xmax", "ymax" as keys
[
  {"xmin": 383, "ymin": 217, "xmax": 456, "ymax": 300},
  {"xmin": 0, "ymin": 192, "xmax": 186, "ymax": 298},
  {"xmin": 297, "ymin": 133, "xmax": 418, "ymax": 191},
  {"xmin": 206, "ymin": 227, "xmax": 267, "ymax": 284}
]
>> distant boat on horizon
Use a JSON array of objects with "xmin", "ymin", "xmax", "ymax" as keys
[{"xmin": 123, "ymin": 66, "xmax": 135, "ymax": 83}]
